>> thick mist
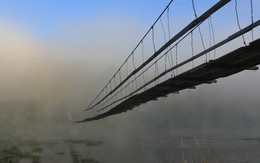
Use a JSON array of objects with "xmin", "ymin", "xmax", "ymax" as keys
[
  {"xmin": 0, "ymin": 16, "xmax": 146, "ymax": 137},
  {"xmin": 1, "ymin": 14, "xmax": 260, "ymax": 141}
]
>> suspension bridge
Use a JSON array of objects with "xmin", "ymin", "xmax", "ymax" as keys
[{"xmin": 71, "ymin": 0, "xmax": 260, "ymax": 122}]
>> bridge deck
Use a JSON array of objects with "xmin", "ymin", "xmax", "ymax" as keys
[{"xmin": 78, "ymin": 39, "xmax": 260, "ymax": 122}]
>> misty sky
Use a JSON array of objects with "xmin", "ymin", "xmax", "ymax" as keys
[{"xmin": 0, "ymin": 0, "xmax": 260, "ymax": 138}]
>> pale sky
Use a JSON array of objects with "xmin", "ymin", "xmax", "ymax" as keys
[{"xmin": 1, "ymin": 0, "xmax": 258, "ymax": 41}]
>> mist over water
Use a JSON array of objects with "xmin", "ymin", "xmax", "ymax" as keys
[
  {"xmin": 1, "ymin": 68, "xmax": 260, "ymax": 138},
  {"xmin": 1, "ymin": 71, "xmax": 260, "ymax": 162},
  {"xmin": 1, "ymin": 6, "xmax": 260, "ymax": 162}
]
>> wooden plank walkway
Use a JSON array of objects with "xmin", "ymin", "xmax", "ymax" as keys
[{"xmin": 77, "ymin": 39, "xmax": 260, "ymax": 122}]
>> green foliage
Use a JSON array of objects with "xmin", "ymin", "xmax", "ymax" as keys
[
  {"xmin": 0, "ymin": 146, "xmax": 32, "ymax": 163},
  {"xmin": 0, "ymin": 145, "xmax": 43, "ymax": 163},
  {"xmin": 31, "ymin": 153, "xmax": 42, "ymax": 163}
]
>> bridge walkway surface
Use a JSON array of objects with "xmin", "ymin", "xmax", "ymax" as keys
[{"xmin": 77, "ymin": 39, "xmax": 260, "ymax": 122}]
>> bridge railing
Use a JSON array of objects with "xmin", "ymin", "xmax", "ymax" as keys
[{"xmin": 75, "ymin": 0, "xmax": 259, "ymax": 121}]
